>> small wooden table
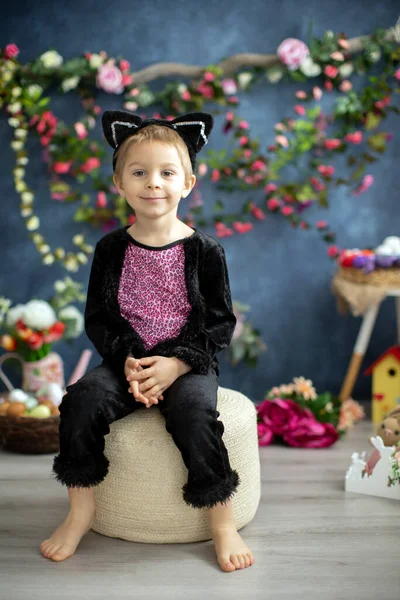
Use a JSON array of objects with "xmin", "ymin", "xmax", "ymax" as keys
[{"xmin": 339, "ymin": 289, "xmax": 400, "ymax": 400}]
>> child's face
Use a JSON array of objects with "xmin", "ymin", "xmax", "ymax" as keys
[{"xmin": 113, "ymin": 140, "xmax": 196, "ymax": 221}]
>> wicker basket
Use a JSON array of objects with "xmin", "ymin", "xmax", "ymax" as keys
[
  {"xmin": 0, "ymin": 394, "xmax": 60, "ymax": 454},
  {"xmin": 338, "ymin": 266, "xmax": 400, "ymax": 287}
]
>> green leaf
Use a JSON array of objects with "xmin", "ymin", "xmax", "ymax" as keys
[{"xmin": 365, "ymin": 112, "xmax": 381, "ymax": 130}]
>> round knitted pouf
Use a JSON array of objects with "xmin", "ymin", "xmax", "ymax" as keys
[{"xmin": 91, "ymin": 387, "xmax": 261, "ymax": 544}]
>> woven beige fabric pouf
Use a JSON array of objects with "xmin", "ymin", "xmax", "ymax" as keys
[{"xmin": 92, "ymin": 387, "xmax": 261, "ymax": 544}]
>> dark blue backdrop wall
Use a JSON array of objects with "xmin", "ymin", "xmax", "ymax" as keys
[{"xmin": 1, "ymin": 0, "xmax": 399, "ymax": 402}]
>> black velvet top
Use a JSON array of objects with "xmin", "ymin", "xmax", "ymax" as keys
[{"xmin": 84, "ymin": 225, "xmax": 237, "ymax": 376}]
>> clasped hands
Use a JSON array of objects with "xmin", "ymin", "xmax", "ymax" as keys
[{"xmin": 124, "ymin": 355, "xmax": 190, "ymax": 408}]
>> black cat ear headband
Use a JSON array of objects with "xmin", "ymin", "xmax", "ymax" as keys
[{"xmin": 101, "ymin": 110, "xmax": 214, "ymax": 171}]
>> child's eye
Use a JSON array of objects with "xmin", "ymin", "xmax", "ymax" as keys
[{"xmin": 132, "ymin": 170, "xmax": 174, "ymax": 176}]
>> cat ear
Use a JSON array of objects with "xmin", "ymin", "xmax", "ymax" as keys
[
  {"xmin": 170, "ymin": 112, "xmax": 214, "ymax": 152},
  {"xmin": 102, "ymin": 110, "xmax": 143, "ymax": 149}
]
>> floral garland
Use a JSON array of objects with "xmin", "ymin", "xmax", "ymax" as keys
[
  {"xmin": 389, "ymin": 443, "xmax": 400, "ymax": 486},
  {"xmin": 1, "ymin": 25, "xmax": 399, "ymax": 270},
  {"xmin": 256, "ymin": 377, "xmax": 364, "ymax": 447}
]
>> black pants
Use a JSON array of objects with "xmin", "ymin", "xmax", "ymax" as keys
[{"xmin": 52, "ymin": 361, "xmax": 240, "ymax": 509}]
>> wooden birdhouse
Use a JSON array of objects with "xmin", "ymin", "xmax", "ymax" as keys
[{"xmin": 364, "ymin": 346, "xmax": 400, "ymax": 425}]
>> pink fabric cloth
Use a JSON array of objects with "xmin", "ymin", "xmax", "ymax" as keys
[{"xmin": 118, "ymin": 243, "xmax": 192, "ymax": 350}]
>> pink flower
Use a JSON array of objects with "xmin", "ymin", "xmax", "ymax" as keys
[
  {"xmin": 324, "ymin": 138, "xmax": 341, "ymax": 150},
  {"xmin": 265, "ymin": 183, "xmax": 278, "ymax": 194},
  {"xmin": 310, "ymin": 176, "xmax": 325, "ymax": 192},
  {"xmin": 257, "ymin": 422, "xmax": 275, "ymax": 446},
  {"xmin": 252, "ymin": 207, "xmax": 265, "ymax": 221},
  {"xmin": 330, "ymin": 51, "xmax": 345, "ymax": 61},
  {"xmin": 339, "ymin": 80, "xmax": 352, "ymax": 92},
  {"xmin": 345, "ymin": 131, "xmax": 363, "ymax": 144},
  {"xmin": 51, "ymin": 192, "xmax": 68, "ymax": 201},
  {"xmin": 80, "ymin": 157, "xmax": 101, "ymax": 174},
  {"xmin": 395, "ymin": 69, "xmax": 400, "ymax": 81},
  {"xmin": 181, "ymin": 90, "xmax": 191, "ymax": 101},
  {"xmin": 122, "ymin": 74, "xmax": 133, "ymax": 86},
  {"xmin": 197, "ymin": 82, "xmax": 214, "ymax": 98},
  {"xmin": 211, "ymin": 169, "xmax": 220, "ymax": 182},
  {"xmin": 96, "ymin": 62, "xmax": 124, "ymax": 94},
  {"xmin": 239, "ymin": 136, "xmax": 249, "ymax": 146},
  {"xmin": 277, "ymin": 38, "xmax": 309, "ymax": 71},
  {"xmin": 275, "ymin": 135, "xmax": 289, "ymax": 147},
  {"xmin": 222, "ymin": 78, "xmax": 237, "ymax": 95},
  {"xmin": 316, "ymin": 220, "xmax": 328, "ymax": 229},
  {"xmin": 215, "ymin": 222, "xmax": 234, "ymax": 238},
  {"xmin": 338, "ymin": 38, "xmax": 350, "ymax": 50},
  {"xmin": 4, "ymin": 43, "xmax": 19, "ymax": 59},
  {"xmin": 281, "ymin": 206, "xmax": 294, "ymax": 216},
  {"xmin": 294, "ymin": 104, "xmax": 306, "ymax": 116},
  {"xmin": 74, "ymin": 122, "xmax": 88, "ymax": 140},
  {"xmin": 353, "ymin": 174, "xmax": 374, "ymax": 196},
  {"xmin": 283, "ymin": 416, "xmax": 339, "ymax": 448},
  {"xmin": 295, "ymin": 90, "xmax": 307, "ymax": 99},
  {"xmin": 96, "ymin": 191, "xmax": 107, "ymax": 208},
  {"xmin": 313, "ymin": 86, "xmax": 322, "ymax": 100},
  {"xmin": 327, "ymin": 245, "xmax": 340, "ymax": 258},
  {"xmin": 251, "ymin": 160, "xmax": 265, "ymax": 171},
  {"xmin": 233, "ymin": 222, "xmax": 253, "ymax": 234},
  {"xmin": 53, "ymin": 160, "xmax": 72, "ymax": 174},
  {"xmin": 317, "ymin": 165, "xmax": 335, "ymax": 177},
  {"xmin": 324, "ymin": 65, "xmax": 338, "ymax": 78},
  {"xmin": 197, "ymin": 163, "xmax": 208, "ymax": 176},
  {"xmin": 238, "ymin": 120, "xmax": 249, "ymax": 130},
  {"xmin": 124, "ymin": 101, "xmax": 139, "ymax": 111},
  {"xmin": 267, "ymin": 197, "xmax": 281, "ymax": 210},
  {"xmin": 324, "ymin": 81, "xmax": 333, "ymax": 92},
  {"xmin": 204, "ymin": 71, "xmax": 215, "ymax": 82},
  {"xmin": 119, "ymin": 59, "xmax": 130, "ymax": 72},
  {"xmin": 257, "ymin": 399, "xmax": 306, "ymax": 435}
]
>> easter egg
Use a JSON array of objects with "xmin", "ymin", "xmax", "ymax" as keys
[
  {"xmin": 50, "ymin": 405, "xmax": 60, "ymax": 417},
  {"xmin": 0, "ymin": 401, "xmax": 11, "ymax": 415},
  {"xmin": 29, "ymin": 404, "xmax": 52, "ymax": 419},
  {"xmin": 25, "ymin": 397, "xmax": 39, "ymax": 410},
  {"xmin": 9, "ymin": 389, "xmax": 29, "ymax": 403},
  {"xmin": 7, "ymin": 402, "xmax": 27, "ymax": 417},
  {"xmin": 39, "ymin": 399, "xmax": 55, "ymax": 411}
]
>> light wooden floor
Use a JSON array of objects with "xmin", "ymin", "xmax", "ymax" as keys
[{"xmin": 1, "ymin": 418, "xmax": 399, "ymax": 600}]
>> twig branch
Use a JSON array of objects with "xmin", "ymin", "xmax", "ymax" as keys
[{"xmin": 131, "ymin": 18, "xmax": 400, "ymax": 84}]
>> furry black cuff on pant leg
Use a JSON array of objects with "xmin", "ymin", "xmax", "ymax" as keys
[
  {"xmin": 182, "ymin": 469, "xmax": 240, "ymax": 509},
  {"xmin": 52, "ymin": 454, "xmax": 109, "ymax": 488}
]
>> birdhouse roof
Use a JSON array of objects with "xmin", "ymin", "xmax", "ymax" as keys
[{"xmin": 364, "ymin": 345, "xmax": 400, "ymax": 376}]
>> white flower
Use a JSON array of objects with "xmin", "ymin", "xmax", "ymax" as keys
[
  {"xmin": 26, "ymin": 216, "xmax": 40, "ymax": 230},
  {"xmin": 21, "ymin": 208, "xmax": 33, "ymax": 217},
  {"xmin": 21, "ymin": 191, "xmax": 34, "ymax": 204},
  {"xmin": 15, "ymin": 181, "xmax": 26, "ymax": 192},
  {"xmin": 8, "ymin": 102, "xmax": 22, "ymax": 114},
  {"xmin": 64, "ymin": 256, "xmax": 79, "ymax": 272},
  {"xmin": 43, "ymin": 254, "xmax": 55, "ymax": 265},
  {"xmin": 40, "ymin": 50, "xmax": 63, "ymax": 69},
  {"xmin": 17, "ymin": 157, "xmax": 29, "ymax": 166},
  {"xmin": 266, "ymin": 66, "xmax": 284, "ymax": 83},
  {"xmin": 177, "ymin": 84, "xmax": 188, "ymax": 93},
  {"xmin": 299, "ymin": 56, "xmax": 322, "ymax": 77},
  {"xmin": 73, "ymin": 234, "xmax": 84, "ymax": 246},
  {"xmin": 27, "ymin": 84, "xmax": 43, "ymax": 98},
  {"xmin": 6, "ymin": 304, "xmax": 26, "ymax": 327},
  {"xmin": 338, "ymin": 63, "xmax": 353, "ymax": 78},
  {"xmin": 13, "ymin": 167, "xmax": 25, "ymax": 179},
  {"xmin": 8, "ymin": 117, "xmax": 20, "ymax": 127},
  {"xmin": 11, "ymin": 140, "xmax": 23, "ymax": 151},
  {"xmin": 38, "ymin": 244, "xmax": 51, "ymax": 254},
  {"xmin": 369, "ymin": 49, "xmax": 381, "ymax": 63},
  {"xmin": 22, "ymin": 300, "xmax": 56, "ymax": 329},
  {"xmin": 15, "ymin": 129, "xmax": 27, "ymax": 139},
  {"xmin": 61, "ymin": 76, "xmax": 80, "ymax": 92},
  {"xmin": 89, "ymin": 54, "xmax": 104, "ymax": 69},
  {"xmin": 54, "ymin": 280, "xmax": 66, "ymax": 293},
  {"xmin": 76, "ymin": 252, "xmax": 88, "ymax": 264},
  {"xmin": 58, "ymin": 305, "xmax": 84, "ymax": 338},
  {"xmin": 237, "ymin": 72, "xmax": 253, "ymax": 89},
  {"xmin": 11, "ymin": 87, "xmax": 22, "ymax": 97}
]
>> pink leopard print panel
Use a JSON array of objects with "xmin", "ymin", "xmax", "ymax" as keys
[{"xmin": 118, "ymin": 243, "xmax": 192, "ymax": 350}]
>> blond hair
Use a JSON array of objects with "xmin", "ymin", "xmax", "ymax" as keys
[{"xmin": 114, "ymin": 124, "xmax": 193, "ymax": 184}]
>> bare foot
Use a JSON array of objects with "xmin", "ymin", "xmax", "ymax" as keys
[
  {"xmin": 211, "ymin": 525, "xmax": 254, "ymax": 572},
  {"xmin": 40, "ymin": 506, "xmax": 95, "ymax": 562}
]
